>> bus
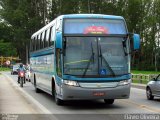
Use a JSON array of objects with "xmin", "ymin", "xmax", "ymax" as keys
[{"xmin": 30, "ymin": 14, "xmax": 140, "ymax": 105}]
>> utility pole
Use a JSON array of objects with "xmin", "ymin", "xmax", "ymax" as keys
[
  {"xmin": 88, "ymin": 0, "xmax": 91, "ymax": 13},
  {"xmin": 26, "ymin": 45, "xmax": 28, "ymax": 64},
  {"xmin": 59, "ymin": 0, "xmax": 62, "ymax": 15},
  {"xmin": 155, "ymin": 48, "xmax": 160, "ymax": 71}
]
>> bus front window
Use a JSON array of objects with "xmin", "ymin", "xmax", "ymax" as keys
[{"xmin": 63, "ymin": 37, "xmax": 129, "ymax": 77}]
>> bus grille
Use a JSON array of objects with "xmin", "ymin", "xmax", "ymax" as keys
[{"xmin": 79, "ymin": 82, "xmax": 118, "ymax": 88}]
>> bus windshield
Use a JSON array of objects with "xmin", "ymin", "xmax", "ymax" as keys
[{"xmin": 63, "ymin": 37, "xmax": 128, "ymax": 77}]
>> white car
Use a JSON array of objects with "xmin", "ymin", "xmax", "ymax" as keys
[{"xmin": 11, "ymin": 65, "xmax": 19, "ymax": 75}]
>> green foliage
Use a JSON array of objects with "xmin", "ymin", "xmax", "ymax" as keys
[
  {"xmin": 0, "ymin": 41, "xmax": 17, "ymax": 56},
  {"xmin": 0, "ymin": 22, "xmax": 13, "ymax": 42},
  {"xmin": 132, "ymin": 70, "xmax": 160, "ymax": 75},
  {"xmin": 0, "ymin": 67, "xmax": 11, "ymax": 71},
  {"xmin": 0, "ymin": 0, "xmax": 43, "ymax": 62},
  {"xmin": 0, "ymin": 0, "xmax": 159, "ymax": 71}
]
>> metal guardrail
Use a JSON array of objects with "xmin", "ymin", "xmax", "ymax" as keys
[{"xmin": 132, "ymin": 74, "xmax": 158, "ymax": 84}]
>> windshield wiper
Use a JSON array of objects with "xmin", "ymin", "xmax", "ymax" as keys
[
  {"xmin": 122, "ymin": 36, "xmax": 130, "ymax": 56},
  {"xmin": 122, "ymin": 40, "xmax": 127, "ymax": 56},
  {"xmin": 99, "ymin": 44, "xmax": 116, "ymax": 77},
  {"xmin": 82, "ymin": 42, "xmax": 94, "ymax": 77}
]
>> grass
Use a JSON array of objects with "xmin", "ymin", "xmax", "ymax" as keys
[
  {"xmin": 132, "ymin": 79, "xmax": 148, "ymax": 84},
  {"xmin": 131, "ymin": 70, "xmax": 160, "ymax": 75},
  {"xmin": 0, "ymin": 67, "xmax": 11, "ymax": 71},
  {"xmin": 131, "ymin": 70, "xmax": 160, "ymax": 84}
]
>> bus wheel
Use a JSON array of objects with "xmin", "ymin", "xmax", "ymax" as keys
[
  {"xmin": 104, "ymin": 99, "xmax": 114, "ymax": 104},
  {"xmin": 34, "ymin": 75, "xmax": 41, "ymax": 93},
  {"xmin": 35, "ymin": 86, "xmax": 41, "ymax": 93},
  {"xmin": 54, "ymin": 88, "xmax": 63, "ymax": 105}
]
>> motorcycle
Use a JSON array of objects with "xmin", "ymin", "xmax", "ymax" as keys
[{"xmin": 18, "ymin": 70, "xmax": 25, "ymax": 87}]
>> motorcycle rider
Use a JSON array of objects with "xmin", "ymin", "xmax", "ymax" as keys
[{"xmin": 17, "ymin": 63, "xmax": 26, "ymax": 83}]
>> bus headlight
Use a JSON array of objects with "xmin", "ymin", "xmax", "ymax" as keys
[
  {"xmin": 118, "ymin": 79, "xmax": 131, "ymax": 86},
  {"xmin": 63, "ymin": 80, "xmax": 79, "ymax": 87}
]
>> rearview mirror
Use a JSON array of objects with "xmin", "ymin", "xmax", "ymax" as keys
[
  {"xmin": 56, "ymin": 32, "xmax": 62, "ymax": 49},
  {"xmin": 153, "ymin": 78, "xmax": 156, "ymax": 81},
  {"xmin": 132, "ymin": 34, "xmax": 140, "ymax": 50}
]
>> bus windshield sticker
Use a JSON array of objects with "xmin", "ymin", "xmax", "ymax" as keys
[
  {"xmin": 84, "ymin": 26, "xmax": 108, "ymax": 34},
  {"xmin": 99, "ymin": 69, "xmax": 107, "ymax": 75}
]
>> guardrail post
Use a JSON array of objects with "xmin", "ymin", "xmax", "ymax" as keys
[
  {"xmin": 132, "ymin": 74, "xmax": 159, "ymax": 84},
  {"xmin": 139, "ymin": 74, "xmax": 142, "ymax": 83}
]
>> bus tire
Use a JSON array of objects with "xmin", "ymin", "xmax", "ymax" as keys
[
  {"xmin": 53, "ymin": 82, "xmax": 63, "ymax": 105},
  {"xmin": 104, "ymin": 99, "xmax": 114, "ymax": 104},
  {"xmin": 54, "ymin": 90, "xmax": 63, "ymax": 105},
  {"xmin": 34, "ymin": 74, "xmax": 41, "ymax": 93}
]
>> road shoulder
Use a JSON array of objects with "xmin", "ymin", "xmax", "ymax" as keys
[{"xmin": 131, "ymin": 83, "xmax": 146, "ymax": 90}]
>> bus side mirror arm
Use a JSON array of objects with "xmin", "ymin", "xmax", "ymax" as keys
[{"xmin": 56, "ymin": 32, "xmax": 63, "ymax": 49}]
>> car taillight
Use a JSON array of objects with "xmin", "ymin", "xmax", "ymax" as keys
[{"xmin": 20, "ymin": 72, "xmax": 24, "ymax": 77}]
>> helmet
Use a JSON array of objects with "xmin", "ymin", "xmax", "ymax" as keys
[{"xmin": 20, "ymin": 64, "xmax": 23, "ymax": 68}]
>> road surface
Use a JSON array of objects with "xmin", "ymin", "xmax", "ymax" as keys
[{"xmin": 1, "ymin": 72, "xmax": 160, "ymax": 120}]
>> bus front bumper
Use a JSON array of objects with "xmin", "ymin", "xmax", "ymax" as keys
[{"xmin": 60, "ymin": 84, "xmax": 131, "ymax": 100}]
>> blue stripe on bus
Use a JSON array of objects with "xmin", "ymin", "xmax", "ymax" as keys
[
  {"xmin": 63, "ymin": 74, "xmax": 131, "ymax": 82},
  {"xmin": 30, "ymin": 47, "xmax": 54, "ymax": 57}
]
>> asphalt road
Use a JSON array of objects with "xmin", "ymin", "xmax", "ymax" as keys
[{"xmin": 2, "ymin": 72, "xmax": 160, "ymax": 120}]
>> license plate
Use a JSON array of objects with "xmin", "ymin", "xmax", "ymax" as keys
[{"xmin": 93, "ymin": 92, "xmax": 105, "ymax": 96}]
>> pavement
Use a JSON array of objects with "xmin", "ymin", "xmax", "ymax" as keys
[
  {"xmin": 0, "ymin": 72, "xmax": 53, "ymax": 115},
  {"xmin": 0, "ymin": 73, "xmax": 39, "ymax": 114}
]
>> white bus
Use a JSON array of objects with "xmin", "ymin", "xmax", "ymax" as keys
[{"xmin": 30, "ymin": 14, "xmax": 140, "ymax": 105}]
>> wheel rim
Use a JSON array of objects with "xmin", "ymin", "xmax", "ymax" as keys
[{"xmin": 146, "ymin": 89, "xmax": 151, "ymax": 98}]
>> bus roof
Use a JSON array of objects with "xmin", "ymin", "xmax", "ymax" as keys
[
  {"xmin": 61, "ymin": 14, "xmax": 124, "ymax": 20},
  {"xmin": 31, "ymin": 14, "xmax": 125, "ymax": 39}
]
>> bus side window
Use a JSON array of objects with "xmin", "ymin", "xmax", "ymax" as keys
[
  {"xmin": 49, "ymin": 26, "xmax": 53, "ymax": 46},
  {"xmin": 34, "ymin": 36, "xmax": 38, "ymax": 51},
  {"xmin": 40, "ymin": 33, "xmax": 42, "ymax": 49},
  {"xmin": 51, "ymin": 25, "xmax": 55, "ymax": 46},
  {"xmin": 56, "ymin": 49, "xmax": 62, "ymax": 77},
  {"xmin": 44, "ymin": 30, "xmax": 47, "ymax": 48},
  {"xmin": 46, "ymin": 29, "xmax": 50, "ymax": 47},
  {"xmin": 33, "ymin": 37, "xmax": 35, "ymax": 51},
  {"xmin": 37, "ymin": 34, "xmax": 41, "ymax": 50},
  {"xmin": 42, "ymin": 32, "xmax": 45, "ymax": 49}
]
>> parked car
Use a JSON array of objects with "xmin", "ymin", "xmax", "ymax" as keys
[
  {"xmin": 11, "ymin": 65, "xmax": 19, "ymax": 75},
  {"xmin": 146, "ymin": 74, "xmax": 160, "ymax": 100}
]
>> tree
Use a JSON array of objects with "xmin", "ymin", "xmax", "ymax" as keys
[
  {"xmin": 0, "ymin": 0, "xmax": 44, "ymax": 63},
  {"xmin": 0, "ymin": 0, "xmax": 159, "ymax": 70},
  {"xmin": 0, "ymin": 40, "xmax": 17, "ymax": 56},
  {"xmin": 0, "ymin": 22, "xmax": 13, "ymax": 42}
]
